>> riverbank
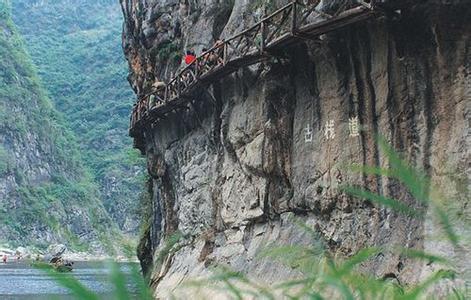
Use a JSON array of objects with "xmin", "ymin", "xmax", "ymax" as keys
[{"xmin": 0, "ymin": 245, "xmax": 137, "ymax": 264}]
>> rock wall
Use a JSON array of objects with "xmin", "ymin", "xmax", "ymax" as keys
[{"xmin": 121, "ymin": 0, "xmax": 470, "ymax": 296}]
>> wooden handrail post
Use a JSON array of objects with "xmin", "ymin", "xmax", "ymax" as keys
[
  {"xmin": 260, "ymin": 21, "xmax": 266, "ymax": 54},
  {"xmin": 177, "ymin": 77, "xmax": 181, "ymax": 97},
  {"xmin": 291, "ymin": 1, "xmax": 297, "ymax": 34},
  {"xmin": 141, "ymin": 97, "xmax": 145, "ymax": 113},
  {"xmin": 130, "ymin": 0, "xmax": 382, "ymax": 143},
  {"xmin": 223, "ymin": 43, "xmax": 228, "ymax": 66},
  {"xmin": 261, "ymin": 2, "xmax": 267, "ymax": 54},
  {"xmin": 370, "ymin": 0, "xmax": 376, "ymax": 9},
  {"xmin": 131, "ymin": 108, "xmax": 135, "ymax": 128},
  {"xmin": 139, "ymin": 101, "xmax": 142, "ymax": 120},
  {"xmin": 144, "ymin": 96, "xmax": 147, "ymax": 114},
  {"xmin": 136, "ymin": 102, "xmax": 140, "ymax": 120}
]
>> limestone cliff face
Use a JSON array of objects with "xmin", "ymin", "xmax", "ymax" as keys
[{"xmin": 121, "ymin": 0, "xmax": 470, "ymax": 296}]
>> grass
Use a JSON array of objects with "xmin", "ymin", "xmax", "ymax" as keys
[
  {"xmin": 35, "ymin": 261, "xmax": 152, "ymax": 300},
  {"xmin": 180, "ymin": 137, "xmax": 468, "ymax": 299},
  {"xmin": 40, "ymin": 137, "xmax": 468, "ymax": 299}
]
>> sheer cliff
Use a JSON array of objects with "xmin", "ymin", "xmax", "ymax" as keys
[
  {"xmin": 12, "ymin": 0, "xmax": 144, "ymax": 235},
  {"xmin": 121, "ymin": 0, "xmax": 470, "ymax": 296},
  {"xmin": 0, "ymin": 1, "xmax": 118, "ymax": 251}
]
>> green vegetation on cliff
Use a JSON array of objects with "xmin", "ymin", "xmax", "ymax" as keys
[
  {"xmin": 0, "ymin": 0, "xmax": 119, "ymax": 251},
  {"xmin": 11, "ymin": 0, "xmax": 144, "ymax": 234}
]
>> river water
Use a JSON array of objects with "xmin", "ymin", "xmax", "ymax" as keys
[{"xmin": 0, "ymin": 261, "xmax": 140, "ymax": 299}]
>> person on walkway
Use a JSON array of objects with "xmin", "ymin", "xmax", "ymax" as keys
[
  {"xmin": 184, "ymin": 50, "xmax": 196, "ymax": 65},
  {"xmin": 182, "ymin": 50, "xmax": 196, "ymax": 87},
  {"xmin": 2, "ymin": 255, "xmax": 7, "ymax": 263}
]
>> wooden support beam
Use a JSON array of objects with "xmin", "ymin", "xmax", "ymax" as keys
[
  {"xmin": 260, "ymin": 20, "xmax": 266, "ymax": 54},
  {"xmin": 177, "ymin": 77, "xmax": 181, "ymax": 97},
  {"xmin": 357, "ymin": 0, "xmax": 373, "ymax": 10},
  {"xmin": 194, "ymin": 59, "xmax": 199, "ymax": 77},
  {"xmin": 223, "ymin": 43, "xmax": 228, "ymax": 66},
  {"xmin": 291, "ymin": 1, "xmax": 297, "ymax": 34},
  {"xmin": 130, "ymin": 1, "xmax": 380, "ymax": 143}
]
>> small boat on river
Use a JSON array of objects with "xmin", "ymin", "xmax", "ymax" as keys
[{"xmin": 50, "ymin": 257, "xmax": 74, "ymax": 272}]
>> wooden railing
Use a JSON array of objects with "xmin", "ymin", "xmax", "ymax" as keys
[{"xmin": 130, "ymin": 0, "xmax": 377, "ymax": 142}]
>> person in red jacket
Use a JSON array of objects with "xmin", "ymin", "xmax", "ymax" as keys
[{"xmin": 184, "ymin": 50, "xmax": 196, "ymax": 65}]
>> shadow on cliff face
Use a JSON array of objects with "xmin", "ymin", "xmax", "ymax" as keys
[{"xmin": 37, "ymin": 137, "xmax": 469, "ymax": 299}]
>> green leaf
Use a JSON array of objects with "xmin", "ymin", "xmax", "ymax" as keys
[
  {"xmin": 335, "ymin": 248, "xmax": 382, "ymax": 277},
  {"xmin": 128, "ymin": 262, "xmax": 154, "ymax": 300},
  {"xmin": 36, "ymin": 264, "xmax": 100, "ymax": 300},
  {"xmin": 376, "ymin": 137, "xmax": 430, "ymax": 204},
  {"xmin": 341, "ymin": 186, "xmax": 421, "ymax": 217},
  {"xmin": 108, "ymin": 261, "xmax": 131, "ymax": 300},
  {"xmin": 434, "ymin": 205, "xmax": 460, "ymax": 247},
  {"xmin": 399, "ymin": 248, "xmax": 449, "ymax": 265},
  {"xmin": 402, "ymin": 269, "xmax": 456, "ymax": 299}
]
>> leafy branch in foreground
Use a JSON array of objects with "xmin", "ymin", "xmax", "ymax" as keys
[
  {"xmin": 41, "ymin": 138, "xmax": 468, "ymax": 299},
  {"xmin": 344, "ymin": 136, "xmax": 461, "ymax": 246},
  {"xmin": 35, "ymin": 259, "xmax": 153, "ymax": 300},
  {"xmin": 181, "ymin": 137, "xmax": 467, "ymax": 299},
  {"xmin": 35, "ymin": 263, "xmax": 100, "ymax": 300},
  {"xmin": 184, "ymin": 240, "xmax": 459, "ymax": 299}
]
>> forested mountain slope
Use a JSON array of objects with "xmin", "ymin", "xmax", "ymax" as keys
[
  {"xmin": 12, "ymin": 0, "xmax": 144, "ymax": 234},
  {"xmin": 0, "ymin": 1, "xmax": 118, "ymax": 251}
]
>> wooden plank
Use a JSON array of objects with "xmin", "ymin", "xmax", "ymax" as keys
[
  {"xmin": 130, "ymin": 1, "xmax": 378, "ymax": 139},
  {"xmin": 131, "ymin": 52, "xmax": 270, "ymax": 132},
  {"xmin": 265, "ymin": 6, "xmax": 293, "ymax": 43},
  {"xmin": 262, "ymin": 1, "xmax": 295, "ymax": 23},
  {"xmin": 299, "ymin": 6, "xmax": 372, "ymax": 33},
  {"xmin": 267, "ymin": 6, "xmax": 372, "ymax": 49}
]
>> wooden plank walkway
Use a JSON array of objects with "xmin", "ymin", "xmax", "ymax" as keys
[{"xmin": 129, "ymin": 0, "xmax": 379, "ymax": 152}]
